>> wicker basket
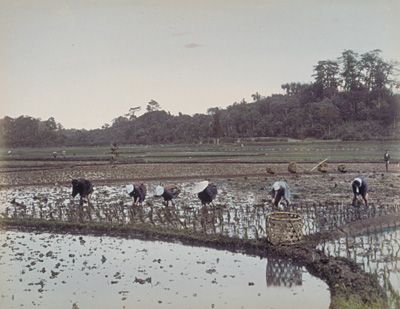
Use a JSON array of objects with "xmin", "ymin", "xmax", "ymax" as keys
[{"xmin": 266, "ymin": 212, "xmax": 303, "ymax": 245}]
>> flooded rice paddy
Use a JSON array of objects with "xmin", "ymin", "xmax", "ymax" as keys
[
  {"xmin": 1, "ymin": 175, "xmax": 400, "ymax": 238},
  {"xmin": 320, "ymin": 227, "xmax": 400, "ymax": 304},
  {"xmin": 1, "ymin": 162, "xmax": 400, "ymax": 308},
  {"xmin": 0, "ymin": 231, "xmax": 330, "ymax": 309}
]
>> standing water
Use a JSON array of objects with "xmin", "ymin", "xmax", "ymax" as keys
[
  {"xmin": 319, "ymin": 226, "xmax": 400, "ymax": 307},
  {"xmin": 0, "ymin": 231, "xmax": 330, "ymax": 309}
]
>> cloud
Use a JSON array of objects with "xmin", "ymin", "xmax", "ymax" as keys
[{"xmin": 184, "ymin": 43, "xmax": 202, "ymax": 48}]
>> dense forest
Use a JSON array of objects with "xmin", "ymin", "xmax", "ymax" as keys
[{"xmin": 1, "ymin": 49, "xmax": 399, "ymax": 147}]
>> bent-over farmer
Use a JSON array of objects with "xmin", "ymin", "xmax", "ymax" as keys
[
  {"xmin": 127, "ymin": 183, "xmax": 147, "ymax": 205},
  {"xmin": 351, "ymin": 177, "xmax": 368, "ymax": 207},
  {"xmin": 270, "ymin": 181, "xmax": 291, "ymax": 208},
  {"xmin": 71, "ymin": 178, "xmax": 94, "ymax": 205},
  {"xmin": 155, "ymin": 184, "xmax": 181, "ymax": 206}
]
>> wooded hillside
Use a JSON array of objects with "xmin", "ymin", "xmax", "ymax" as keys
[{"xmin": 1, "ymin": 50, "xmax": 399, "ymax": 147}]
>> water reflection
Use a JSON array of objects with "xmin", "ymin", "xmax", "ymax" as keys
[
  {"xmin": 0, "ymin": 230, "xmax": 330, "ymax": 309},
  {"xmin": 320, "ymin": 227, "xmax": 400, "ymax": 307},
  {"xmin": 266, "ymin": 258, "xmax": 302, "ymax": 288},
  {"xmin": 320, "ymin": 228, "xmax": 400, "ymax": 277}
]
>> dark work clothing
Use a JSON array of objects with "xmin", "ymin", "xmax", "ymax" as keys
[
  {"xmin": 270, "ymin": 181, "xmax": 290, "ymax": 207},
  {"xmin": 352, "ymin": 178, "xmax": 368, "ymax": 196},
  {"xmin": 162, "ymin": 186, "xmax": 180, "ymax": 202},
  {"xmin": 198, "ymin": 184, "xmax": 218, "ymax": 205},
  {"xmin": 129, "ymin": 184, "xmax": 147, "ymax": 203},
  {"xmin": 71, "ymin": 179, "xmax": 93, "ymax": 199},
  {"xmin": 384, "ymin": 152, "xmax": 391, "ymax": 172},
  {"xmin": 162, "ymin": 190, "xmax": 174, "ymax": 201},
  {"xmin": 271, "ymin": 188, "xmax": 285, "ymax": 207}
]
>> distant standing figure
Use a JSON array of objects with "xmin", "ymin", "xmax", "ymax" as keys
[
  {"xmin": 270, "ymin": 181, "xmax": 291, "ymax": 208},
  {"xmin": 52, "ymin": 151, "xmax": 57, "ymax": 159},
  {"xmin": 198, "ymin": 183, "xmax": 218, "ymax": 206},
  {"xmin": 384, "ymin": 150, "xmax": 391, "ymax": 172},
  {"xmin": 111, "ymin": 143, "xmax": 119, "ymax": 159},
  {"xmin": 71, "ymin": 179, "xmax": 94, "ymax": 204},
  {"xmin": 127, "ymin": 183, "xmax": 147, "ymax": 205},
  {"xmin": 155, "ymin": 184, "xmax": 181, "ymax": 206},
  {"xmin": 351, "ymin": 177, "xmax": 368, "ymax": 207}
]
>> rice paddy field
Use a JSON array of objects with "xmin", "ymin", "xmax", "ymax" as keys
[
  {"xmin": 2, "ymin": 139, "xmax": 399, "ymax": 163},
  {"xmin": 1, "ymin": 140, "xmax": 399, "ymax": 308}
]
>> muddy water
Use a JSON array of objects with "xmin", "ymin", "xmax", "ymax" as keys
[{"xmin": 0, "ymin": 231, "xmax": 330, "ymax": 309}]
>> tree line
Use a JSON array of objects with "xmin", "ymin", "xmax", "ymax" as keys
[{"xmin": 1, "ymin": 49, "xmax": 399, "ymax": 147}]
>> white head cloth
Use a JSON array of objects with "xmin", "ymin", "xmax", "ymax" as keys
[
  {"xmin": 126, "ymin": 184, "xmax": 134, "ymax": 194},
  {"xmin": 272, "ymin": 181, "xmax": 291, "ymax": 201},
  {"xmin": 353, "ymin": 178, "xmax": 362, "ymax": 193},
  {"xmin": 155, "ymin": 185, "xmax": 165, "ymax": 196}
]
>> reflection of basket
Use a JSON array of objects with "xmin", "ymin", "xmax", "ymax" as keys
[
  {"xmin": 266, "ymin": 212, "xmax": 303, "ymax": 245},
  {"xmin": 266, "ymin": 257, "xmax": 302, "ymax": 287}
]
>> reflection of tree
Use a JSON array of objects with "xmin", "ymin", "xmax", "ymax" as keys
[{"xmin": 266, "ymin": 257, "xmax": 302, "ymax": 287}]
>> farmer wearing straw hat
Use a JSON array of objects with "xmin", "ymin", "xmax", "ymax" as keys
[
  {"xmin": 351, "ymin": 177, "xmax": 368, "ymax": 207},
  {"xmin": 270, "ymin": 181, "xmax": 291, "ymax": 208},
  {"xmin": 192, "ymin": 181, "xmax": 218, "ymax": 206},
  {"xmin": 154, "ymin": 184, "xmax": 181, "ymax": 206}
]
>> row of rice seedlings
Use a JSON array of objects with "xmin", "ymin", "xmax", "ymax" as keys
[
  {"xmin": 3, "ymin": 196, "xmax": 400, "ymax": 242},
  {"xmin": 320, "ymin": 227, "xmax": 400, "ymax": 276}
]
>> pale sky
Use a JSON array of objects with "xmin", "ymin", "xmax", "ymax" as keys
[{"xmin": 1, "ymin": 0, "xmax": 399, "ymax": 129}]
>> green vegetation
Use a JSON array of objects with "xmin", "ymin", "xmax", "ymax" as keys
[
  {"xmin": 0, "ymin": 50, "xmax": 399, "ymax": 147},
  {"xmin": 330, "ymin": 296, "xmax": 388, "ymax": 309},
  {"xmin": 1, "ymin": 140, "xmax": 398, "ymax": 163}
]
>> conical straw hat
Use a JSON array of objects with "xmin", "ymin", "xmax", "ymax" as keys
[{"xmin": 191, "ymin": 181, "xmax": 209, "ymax": 193}]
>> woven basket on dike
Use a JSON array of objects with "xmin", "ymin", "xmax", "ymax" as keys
[{"xmin": 266, "ymin": 211, "xmax": 303, "ymax": 245}]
